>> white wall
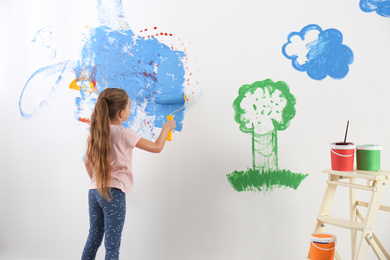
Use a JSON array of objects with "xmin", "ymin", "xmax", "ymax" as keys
[{"xmin": 1, "ymin": 0, "xmax": 390, "ymax": 259}]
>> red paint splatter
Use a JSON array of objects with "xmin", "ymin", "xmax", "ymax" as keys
[
  {"xmin": 137, "ymin": 26, "xmax": 198, "ymax": 90},
  {"xmin": 79, "ymin": 118, "xmax": 90, "ymax": 124}
]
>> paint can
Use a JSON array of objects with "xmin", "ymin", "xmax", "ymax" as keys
[
  {"xmin": 309, "ymin": 233, "xmax": 336, "ymax": 260},
  {"xmin": 356, "ymin": 145, "xmax": 381, "ymax": 171},
  {"xmin": 330, "ymin": 142, "xmax": 355, "ymax": 171}
]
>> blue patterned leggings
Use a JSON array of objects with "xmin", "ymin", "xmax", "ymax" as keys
[{"xmin": 82, "ymin": 188, "xmax": 126, "ymax": 260}]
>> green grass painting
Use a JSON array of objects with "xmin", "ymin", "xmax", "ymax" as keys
[{"xmin": 227, "ymin": 168, "xmax": 308, "ymax": 192}]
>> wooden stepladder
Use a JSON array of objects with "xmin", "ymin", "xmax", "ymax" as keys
[{"xmin": 307, "ymin": 169, "xmax": 390, "ymax": 260}]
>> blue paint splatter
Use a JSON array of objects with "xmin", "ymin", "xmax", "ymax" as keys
[
  {"xmin": 77, "ymin": 26, "xmax": 186, "ymax": 137},
  {"xmin": 20, "ymin": 0, "xmax": 190, "ymax": 140},
  {"xmin": 282, "ymin": 24, "xmax": 354, "ymax": 81},
  {"xmin": 31, "ymin": 26, "xmax": 56, "ymax": 59},
  {"xmin": 19, "ymin": 61, "xmax": 77, "ymax": 118},
  {"xmin": 360, "ymin": 0, "xmax": 390, "ymax": 18}
]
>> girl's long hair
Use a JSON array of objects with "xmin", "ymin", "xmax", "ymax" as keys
[{"xmin": 86, "ymin": 88, "xmax": 129, "ymax": 201}]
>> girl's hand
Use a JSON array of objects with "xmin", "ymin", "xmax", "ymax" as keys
[
  {"xmin": 163, "ymin": 118, "xmax": 176, "ymax": 131},
  {"xmin": 136, "ymin": 118, "xmax": 176, "ymax": 153}
]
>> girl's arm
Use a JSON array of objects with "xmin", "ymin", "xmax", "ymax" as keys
[
  {"xmin": 136, "ymin": 119, "xmax": 176, "ymax": 153},
  {"xmin": 84, "ymin": 156, "xmax": 94, "ymax": 179}
]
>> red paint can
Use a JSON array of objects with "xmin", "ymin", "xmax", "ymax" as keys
[{"xmin": 330, "ymin": 142, "xmax": 355, "ymax": 171}]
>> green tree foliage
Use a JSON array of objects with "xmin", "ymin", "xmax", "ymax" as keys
[{"xmin": 233, "ymin": 79, "xmax": 296, "ymax": 134}]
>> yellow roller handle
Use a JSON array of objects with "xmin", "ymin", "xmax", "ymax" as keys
[{"xmin": 167, "ymin": 115, "xmax": 173, "ymax": 141}]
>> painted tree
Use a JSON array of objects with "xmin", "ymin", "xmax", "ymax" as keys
[{"xmin": 233, "ymin": 79, "xmax": 296, "ymax": 172}]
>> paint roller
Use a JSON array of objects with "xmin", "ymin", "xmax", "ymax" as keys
[{"xmin": 155, "ymin": 93, "xmax": 186, "ymax": 141}]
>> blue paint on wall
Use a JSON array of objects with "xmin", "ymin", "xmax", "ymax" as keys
[
  {"xmin": 20, "ymin": 0, "xmax": 189, "ymax": 140},
  {"xmin": 77, "ymin": 25, "xmax": 186, "ymax": 135},
  {"xmin": 360, "ymin": 0, "xmax": 390, "ymax": 18},
  {"xmin": 282, "ymin": 24, "xmax": 354, "ymax": 81}
]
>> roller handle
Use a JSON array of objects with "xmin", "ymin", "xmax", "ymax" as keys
[{"xmin": 167, "ymin": 115, "xmax": 173, "ymax": 141}]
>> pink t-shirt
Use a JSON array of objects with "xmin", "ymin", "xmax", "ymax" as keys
[{"xmin": 90, "ymin": 125, "xmax": 141, "ymax": 194}]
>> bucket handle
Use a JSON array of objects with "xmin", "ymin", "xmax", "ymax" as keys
[
  {"xmin": 331, "ymin": 149, "xmax": 355, "ymax": 157},
  {"xmin": 310, "ymin": 240, "xmax": 337, "ymax": 251}
]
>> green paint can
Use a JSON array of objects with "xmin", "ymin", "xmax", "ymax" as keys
[{"xmin": 356, "ymin": 145, "xmax": 381, "ymax": 171}]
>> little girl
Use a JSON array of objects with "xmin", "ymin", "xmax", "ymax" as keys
[{"xmin": 81, "ymin": 88, "xmax": 176, "ymax": 259}]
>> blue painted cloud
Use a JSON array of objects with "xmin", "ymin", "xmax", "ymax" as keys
[
  {"xmin": 360, "ymin": 0, "xmax": 390, "ymax": 18},
  {"xmin": 282, "ymin": 24, "xmax": 354, "ymax": 81}
]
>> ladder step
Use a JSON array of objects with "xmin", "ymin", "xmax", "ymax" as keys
[
  {"xmin": 326, "ymin": 180, "xmax": 377, "ymax": 191},
  {"xmin": 323, "ymin": 169, "xmax": 386, "ymax": 180},
  {"xmin": 318, "ymin": 215, "xmax": 364, "ymax": 230},
  {"xmin": 357, "ymin": 200, "xmax": 390, "ymax": 212}
]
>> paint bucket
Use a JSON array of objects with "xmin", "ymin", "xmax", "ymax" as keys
[
  {"xmin": 356, "ymin": 145, "xmax": 381, "ymax": 171},
  {"xmin": 330, "ymin": 142, "xmax": 355, "ymax": 171},
  {"xmin": 309, "ymin": 233, "xmax": 336, "ymax": 260}
]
